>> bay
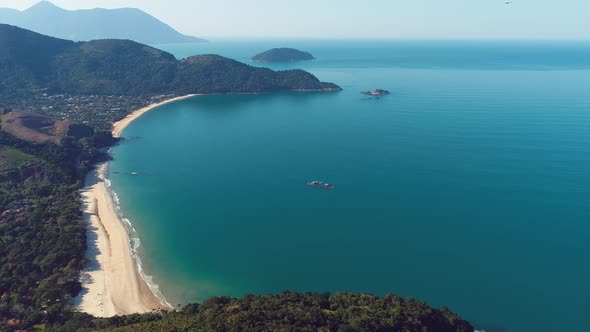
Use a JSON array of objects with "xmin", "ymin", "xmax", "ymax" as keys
[{"xmin": 110, "ymin": 40, "xmax": 590, "ymax": 332}]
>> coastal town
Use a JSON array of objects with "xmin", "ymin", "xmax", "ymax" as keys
[{"xmin": 2, "ymin": 93, "xmax": 179, "ymax": 131}]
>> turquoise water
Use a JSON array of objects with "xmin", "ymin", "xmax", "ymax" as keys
[{"xmin": 110, "ymin": 41, "xmax": 590, "ymax": 332}]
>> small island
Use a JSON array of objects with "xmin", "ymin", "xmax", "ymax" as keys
[
  {"xmin": 362, "ymin": 89, "xmax": 391, "ymax": 96},
  {"xmin": 252, "ymin": 48, "xmax": 316, "ymax": 62}
]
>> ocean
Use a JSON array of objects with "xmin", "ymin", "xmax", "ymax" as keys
[{"xmin": 108, "ymin": 40, "xmax": 590, "ymax": 332}]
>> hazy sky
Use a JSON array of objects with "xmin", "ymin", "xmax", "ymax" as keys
[{"xmin": 0, "ymin": 0, "xmax": 589, "ymax": 39}]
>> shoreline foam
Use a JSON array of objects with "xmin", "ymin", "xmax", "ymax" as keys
[
  {"xmin": 103, "ymin": 168, "xmax": 174, "ymax": 310},
  {"xmin": 75, "ymin": 94, "xmax": 198, "ymax": 316}
]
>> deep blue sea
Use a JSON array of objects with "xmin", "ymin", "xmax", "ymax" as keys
[{"xmin": 109, "ymin": 40, "xmax": 590, "ymax": 332}]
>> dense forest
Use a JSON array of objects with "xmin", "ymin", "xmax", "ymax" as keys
[
  {"xmin": 0, "ymin": 130, "xmax": 116, "ymax": 331},
  {"xmin": 55, "ymin": 292, "xmax": 473, "ymax": 332}
]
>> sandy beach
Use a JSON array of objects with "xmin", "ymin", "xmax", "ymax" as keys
[
  {"xmin": 75, "ymin": 94, "xmax": 197, "ymax": 317},
  {"xmin": 112, "ymin": 94, "xmax": 198, "ymax": 138}
]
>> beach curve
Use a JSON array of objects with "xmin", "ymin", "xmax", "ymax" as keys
[
  {"xmin": 112, "ymin": 94, "xmax": 199, "ymax": 138},
  {"xmin": 75, "ymin": 94, "xmax": 197, "ymax": 317}
]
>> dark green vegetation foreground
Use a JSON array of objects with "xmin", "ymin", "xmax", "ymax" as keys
[
  {"xmin": 0, "ymin": 24, "xmax": 471, "ymax": 331},
  {"xmin": 0, "ymin": 128, "xmax": 115, "ymax": 330},
  {"xmin": 63, "ymin": 293, "xmax": 473, "ymax": 332}
]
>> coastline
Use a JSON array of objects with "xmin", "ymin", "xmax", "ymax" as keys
[
  {"xmin": 75, "ymin": 94, "xmax": 198, "ymax": 317},
  {"xmin": 112, "ymin": 94, "xmax": 199, "ymax": 138}
]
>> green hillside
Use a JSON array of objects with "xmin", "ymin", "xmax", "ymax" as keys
[
  {"xmin": 0, "ymin": 24, "xmax": 341, "ymax": 99},
  {"xmin": 55, "ymin": 292, "xmax": 473, "ymax": 332},
  {"xmin": 0, "ymin": 146, "xmax": 40, "ymax": 173}
]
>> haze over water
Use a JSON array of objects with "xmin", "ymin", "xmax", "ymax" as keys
[{"xmin": 109, "ymin": 41, "xmax": 590, "ymax": 332}]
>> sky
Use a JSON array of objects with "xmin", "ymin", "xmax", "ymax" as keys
[{"xmin": 0, "ymin": 0, "xmax": 589, "ymax": 40}]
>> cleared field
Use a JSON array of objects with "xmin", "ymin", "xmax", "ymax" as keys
[{"xmin": 0, "ymin": 147, "xmax": 41, "ymax": 173}]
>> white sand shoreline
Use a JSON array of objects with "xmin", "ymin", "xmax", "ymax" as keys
[
  {"xmin": 112, "ymin": 94, "xmax": 199, "ymax": 138},
  {"xmin": 75, "ymin": 94, "xmax": 198, "ymax": 317}
]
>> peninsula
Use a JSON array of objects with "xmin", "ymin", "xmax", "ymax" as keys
[
  {"xmin": 252, "ymin": 48, "xmax": 316, "ymax": 62},
  {"xmin": 0, "ymin": 23, "xmax": 340, "ymax": 134}
]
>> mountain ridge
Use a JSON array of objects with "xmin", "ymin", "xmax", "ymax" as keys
[{"xmin": 0, "ymin": 1, "xmax": 206, "ymax": 44}]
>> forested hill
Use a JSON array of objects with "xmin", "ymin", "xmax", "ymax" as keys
[
  {"xmin": 0, "ymin": 1, "xmax": 205, "ymax": 44},
  {"xmin": 252, "ymin": 48, "xmax": 316, "ymax": 62},
  {"xmin": 0, "ymin": 24, "xmax": 341, "ymax": 99},
  {"xmin": 63, "ymin": 292, "xmax": 474, "ymax": 332}
]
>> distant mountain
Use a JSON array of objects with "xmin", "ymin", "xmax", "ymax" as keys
[
  {"xmin": 0, "ymin": 8, "xmax": 19, "ymax": 21},
  {"xmin": 0, "ymin": 1, "xmax": 206, "ymax": 44},
  {"xmin": 0, "ymin": 24, "xmax": 341, "ymax": 98},
  {"xmin": 252, "ymin": 48, "xmax": 316, "ymax": 62}
]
